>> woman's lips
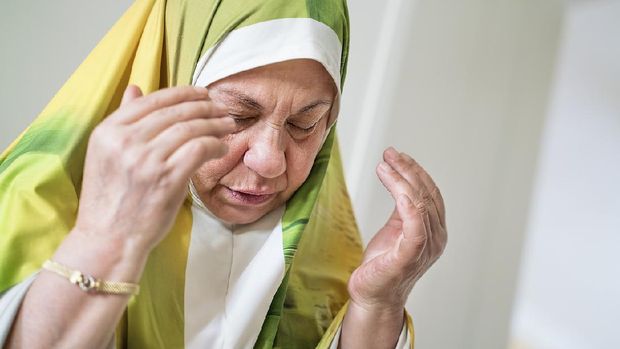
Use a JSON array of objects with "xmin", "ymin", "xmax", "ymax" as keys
[{"xmin": 223, "ymin": 186, "xmax": 276, "ymax": 206}]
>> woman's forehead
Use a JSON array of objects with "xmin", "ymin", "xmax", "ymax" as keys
[{"xmin": 208, "ymin": 60, "xmax": 336, "ymax": 104}]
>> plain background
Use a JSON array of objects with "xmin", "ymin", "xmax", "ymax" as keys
[{"xmin": 1, "ymin": 1, "xmax": 618, "ymax": 348}]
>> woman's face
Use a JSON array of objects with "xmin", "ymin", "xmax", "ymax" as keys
[{"xmin": 192, "ymin": 59, "xmax": 336, "ymax": 224}]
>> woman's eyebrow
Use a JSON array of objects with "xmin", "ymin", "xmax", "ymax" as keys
[
  {"xmin": 219, "ymin": 89, "xmax": 263, "ymax": 112},
  {"xmin": 295, "ymin": 100, "xmax": 331, "ymax": 115},
  {"xmin": 218, "ymin": 88, "xmax": 331, "ymax": 114}
]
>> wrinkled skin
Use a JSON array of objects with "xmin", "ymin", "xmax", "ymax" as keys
[{"xmin": 191, "ymin": 59, "xmax": 336, "ymax": 225}]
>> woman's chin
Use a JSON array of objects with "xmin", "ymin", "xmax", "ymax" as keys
[
  {"xmin": 214, "ymin": 206, "xmax": 271, "ymax": 225},
  {"xmin": 205, "ymin": 197, "xmax": 280, "ymax": 226}
]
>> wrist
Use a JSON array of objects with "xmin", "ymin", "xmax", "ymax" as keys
[
  {"xmin": 340, "ymin": 300, "xmax": 405, "ymax": 349},
  {"xmin": 51, "ymin": 227, "xmax": 151, "ymax": 284},
  {"xmin": 348, "ymin": 289, "xmax": 407, "ymax": 315},
  {"xmin": 348, "ymin": 299, "xmax": 405, "ymax": 323}
]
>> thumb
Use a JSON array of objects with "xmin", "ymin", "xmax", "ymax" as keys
[{"xmin": 121, "ymin": 84, "xmax": 143, "ymax": 105}]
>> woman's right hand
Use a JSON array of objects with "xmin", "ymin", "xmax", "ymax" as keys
[
  {"xmin": 75, "ymin": 85, "xmax": 235, "ymax": 253},
  {"xmin": 7, "ymin": 85, "xmax": 236, "ymax": 349}
]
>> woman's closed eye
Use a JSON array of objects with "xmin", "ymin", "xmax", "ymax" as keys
[
  {"xmin": 286, "ymin": 112, "xmax": 327, "ymax": 138},
  {"xmin": 229, "ymin": 114, "xmax": 257, "ymax": 131},
  {"xmin": 287, "ymin": 120, "xmax": 319, "ymax": 136},
  {"xmin": 228, "ymin": 113, "xmax": 320, "ymax": 138}
]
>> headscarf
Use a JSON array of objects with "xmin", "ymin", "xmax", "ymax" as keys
[{"xmin": 0, "ymin": 1, "xmax": 413, "ymax": 348}]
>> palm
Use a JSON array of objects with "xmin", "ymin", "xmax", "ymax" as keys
[
  {"xmin": 348, "ymin": 208, "xmax": 421, "ymax": 307},
  {"xmin": 347, "ymin": 148, "xmax": 447, "ymax": 309},
  {"xmin": 363, "ymin": 210, "xmax": 406, "ymax": 264}
]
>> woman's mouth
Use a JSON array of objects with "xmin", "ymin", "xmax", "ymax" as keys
[{"xmin": 223, "ymin": 186, "xmax": 276, "ymax": 206}]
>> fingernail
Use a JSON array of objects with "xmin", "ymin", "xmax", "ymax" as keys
[
  {"xmin": 223, "ymin": 117, "xmax": 236, "ymax": 127},
  {"xmin": 379, "ymin": 162, "xmax": 391, "ymax": 172},
  {"xmin": 213, "ymin": 102, "xmax": 228, "ymax": 113},
  {"xmin": 386, "ymin": 146, "xmax": 399, "ymax": 158}
]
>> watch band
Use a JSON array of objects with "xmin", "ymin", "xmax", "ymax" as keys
[{"xmin": 42, "ymin": 259, "xmax": 140, "ymax": 296}]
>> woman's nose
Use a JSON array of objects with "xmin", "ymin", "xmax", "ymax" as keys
[{"xmin": 243, "ymin": 125, "xmax": 286, "ymax": 179}]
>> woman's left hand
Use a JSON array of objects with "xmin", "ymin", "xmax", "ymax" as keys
[{"xmin": 347, "ymin": 146, "xmax": 447, "ymax": 314}]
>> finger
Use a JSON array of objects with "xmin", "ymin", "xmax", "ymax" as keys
[
  {"xmin": 384, "ymin": 147, "xmax": 446, "ymax": 229},
  {"xmin": 400, "ymin": 151, "xmax": 446, "ymax": 228},
  {"xmin": 383, "ymin": 148, "xmax": 434, "ymax": 203},
  {"xmin": 376, "ymin": 161, "xmax": 432, "ymax": 244},
  {"xmin": 166, "ymin": 136, "xmax": 228, "ymax": 182},
  {"xmin": 149, "ymin": 117, "xmax": 236, "ymax": 160},
  {"xmin": 384, "ymin": 149, "xmax": 448, "ymax": 269},
  {"xmin": 109, "ymin": 86, "xmax": 212, "ymax": 124},
  {"xmin": 131, "ymin": 100, "xmax": 228, "ymax": 141},
  {"xmin": 387, "ymin": 151, "xmax": 447, "ymax": 255},
  {"xmin": 377, "ymin": 161, "xmax": 415, "ymax": 204},
  {"xmin": 394, "ymin": 193, "xmax": 429, "ymax": 265},
  {"xmin": 121, "ymin": 85, "xmax": 143, "ymax": 106},
  {"xmin": 430, "ymin": 185, "xmax": 446, "ymax": 228},
  {"xmin": 409, "ymin": 170, "xmax": 443, "ymax": 238},
  {"xmin": 378, "ymin": 157, "xmax": 433, "ymax": 222}
]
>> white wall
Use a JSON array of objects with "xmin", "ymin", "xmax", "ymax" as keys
[
  {"xmin": 509, "ymin": 1, "xmax": 620, "ymax": 348},
  {"xmin": 0, "ymin": 1, "xmax": 133, "ymax": 150}
]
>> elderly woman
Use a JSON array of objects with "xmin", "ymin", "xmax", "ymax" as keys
[{"xmin": 0, "ymin": 0, "xmax": 446, "ymax": 348}]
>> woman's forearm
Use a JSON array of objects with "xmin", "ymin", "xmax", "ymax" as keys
[
  {"xmin": 339, "ymin": 301, "xmax": 404, "ymax": 349},
  {"xmin": 5, "ymin": 86, "xmax": 232, "ymax": 348},
  {"xmin": 6, "ymin": 228, "xmax": 150, "ymax": 349}
]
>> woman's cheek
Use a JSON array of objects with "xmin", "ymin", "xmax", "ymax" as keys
[
  {"xmin": 286, "ymin": 139, "xmax": 324, "ymax": 189},
  {"xmin": 194, "ymin": 139, "xmax": 245, "ymax": 190}
]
